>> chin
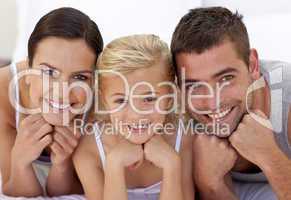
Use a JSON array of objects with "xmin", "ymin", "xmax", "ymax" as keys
[
  {"xmin": 42, "ymin": 112, "xmax": 75, "ymax": 126},
  {"xmin": 126, "ymin": 134, "xmax": 153, "ymax": 145}
]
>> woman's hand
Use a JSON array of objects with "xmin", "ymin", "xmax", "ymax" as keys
[
  {"xmin": 47, "ymin": 124, "xmax": 82, "ymax": 196},
  {"xmin": 50, "ymin": 125, "xmax": 81, "ymax": 168},
  {"xmin": 11, "ymin": 113, "xmax": 53, "ymax": 168}
]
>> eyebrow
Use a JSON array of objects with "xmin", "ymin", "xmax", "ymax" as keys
[
  {"xmin": 212, "ymin": 67, "xmax": 238, "ymax": 79},
  {"xmin": 39, "ymin": 62, "xmax": 93, "ymax": 74},
  {"xmin": 72, "ymin": 70, "xmax": 93, "ymax": 75},
  {"xmin": 185, "ymin": 67, "xmax": 238, "ymax": 83},
  {"xmin": 39, "ymin": 62, "xmax": 58, "ymax": 70}
]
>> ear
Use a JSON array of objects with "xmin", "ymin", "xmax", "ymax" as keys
[{"xmin": 248, "ymin": 48, "xmax": 260, "ymax": 80}]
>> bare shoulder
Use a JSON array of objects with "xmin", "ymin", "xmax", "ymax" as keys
[
  {"xmin": 0, "ymin": 61, "xmax": 28, "ymax": 128},
  {"xmin": 0, "ymin": 65, "xmax": 16, "ymax": 128}
]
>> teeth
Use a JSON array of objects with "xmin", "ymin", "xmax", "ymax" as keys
[
  {"xmin": 130, "ymin": 124, "xmax": 149, "ymax": 129},
  {"xmin": 48, "ymin": 100, "xmax": 70, "ymax": 110},
  {"xmin": 208, "ymin": 108, "xmax": 232, "ymax": 120}
]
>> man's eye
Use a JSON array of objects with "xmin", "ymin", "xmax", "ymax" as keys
[
  {"xmin": 144, "ymin": 96, "xmax": 157, "ymax": 103},
  {"xmin": 220, "ymin": 75, "xmax": 234, "ymax": 82},
  {"xmin": 74, "ymin": 74, "xmax": 88, "ymax": 81}
]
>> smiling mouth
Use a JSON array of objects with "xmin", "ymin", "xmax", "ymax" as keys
[
  {"xmin": 128, "ymin": 123, "xmax": 150, "ymax": 134},
  {"xmin": 205, "ymin": 106, "xmax": 234, "ymax": 122},
  {"xmin": 45, "ymin": 99, "xmax": 72, "ymax": 111}
]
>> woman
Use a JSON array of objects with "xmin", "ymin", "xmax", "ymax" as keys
[{"xmin": 0, "ymin": 7, "xmax": 103, "ymax": 197}]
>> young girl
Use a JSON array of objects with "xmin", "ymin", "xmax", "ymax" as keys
[
  {"xmin": 0, "ymin": 7, "xmax": 103, "ymax": 197},
  {"xmin": 73, "ymin": 34, "xmax": 194, "ymax": 200}
]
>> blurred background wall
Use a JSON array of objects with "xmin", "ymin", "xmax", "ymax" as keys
[{"xmin": 0, "ymin": 0, "xmax": 290, "ymax": 65}]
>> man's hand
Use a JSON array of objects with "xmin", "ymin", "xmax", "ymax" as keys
[
  {"xmin": 229, "ymin": 110, "xmax": 282, "ymax": 168},
  {"xmin": 192, "ymin": 134, "xmax": 238, "ymax": 200},
  {"xmin": 193, "ymin": 134, "xmax": 237, "ymax": 187}
]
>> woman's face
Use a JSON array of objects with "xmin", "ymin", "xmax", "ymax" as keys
[
  {"xmin": 101, "ymin": 64, "xmax": 174, "ymax": 144},
  {"xmin": 27, "ymin": 37, "xmax": 96, "ymax": 126}
]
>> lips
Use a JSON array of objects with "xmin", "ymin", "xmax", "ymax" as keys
[
  {"xmin": 45, "ymin": 99, "xmax": 72, "ymax": 111},
  {"xmin": 128, "ymin": 123, "xmax": 150, "ymax": 134},
  {"xmin": 207, "ymin": 107, "xmax": 232, "ymax": 120},
  {"xmin": 206, "ymin": 107, "xmax": 234, "ymax": 122}
]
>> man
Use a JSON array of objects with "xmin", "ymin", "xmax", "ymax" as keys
[{"xmin": 171, "ymin": 7, "xmax": 291, "ymax": 200}]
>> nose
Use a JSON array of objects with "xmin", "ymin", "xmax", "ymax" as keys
[
  {"xmin": 204, "ymin": 93, "xmax": 219, "ymax": 112},
  {"xmin": 123, "ymin": 100, "xmax": 148, "ymax": 122},
  {"xmin": 190, "ymin": 86, "xmax": 220, "ymax": 113},
  {"xmin": 47, "ymin": 75, "xmax": 71, "ymax": 101}
]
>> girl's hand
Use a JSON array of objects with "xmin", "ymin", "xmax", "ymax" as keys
[
  {"xmin": 107, "ymin": 139, "xmax": 144, "ymax": 170},
  {"xmin": 144, "ymin": 135, "xmax": 180, "ymax": 170},
  {"xmin": 50, "ymin": 125, "xmax": 81, "ymax": 168},
  {"xmin": 11, "ymin": 114, "xmax": 53, "ymax": 167}
]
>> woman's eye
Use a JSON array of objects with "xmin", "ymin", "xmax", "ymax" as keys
[
  {"xmin": 220, "ymin": 75, "xmax": 234, "ymax": 82},
  {"xmin": 144, "ymin": 96, "xmax": 157, "ymax": 103},
  {"xmin": 42, "ymin": 68, "xmax": 57, "ymax": 77},
  {"xmin": 73, "ymin": 74, "xmax": 89, "ymax": 81}
]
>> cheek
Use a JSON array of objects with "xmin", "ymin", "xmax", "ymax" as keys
[
  {"xmin": 218, "ymin": 82, "xmax": 248, "ymax": 102},
  {"xmin": 70, "ymin": 88, "xmax": 88, "ymax": 102},
  {"xmin": 150, "ymin": 113, "xmax": 167, "ymax": 125},
  {"xmin": 109, "ymin": 112, "xmax": 123, "ymax": 123},
  {"xmin": 29, "ymin": 77, "xmax": 43, "ymax": 99}
]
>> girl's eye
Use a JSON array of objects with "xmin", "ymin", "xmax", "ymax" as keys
[
  {"xmin": 220, "ymin": 75, "xmax": 234, "ymax": 82},
  {"xmin": 73, "ymin": 74, "xmax": 89, "ymax": 81},
  {"xmin": 144, "ymin": 96, "xmax": 157, "ymax": 103},
  {"xmin": 114, "ymin": 98, "xmax": 127, "ymax": 104},
  {"xmin": 186, "ymin": 83, "xmax": 203, "ymax": 94}
]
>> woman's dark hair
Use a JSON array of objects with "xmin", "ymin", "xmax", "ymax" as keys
[{"xmin": 28, "ymin": 7, "xmax": 103, "ymax": 66}]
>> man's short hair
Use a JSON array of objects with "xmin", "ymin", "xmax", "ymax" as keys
[{"xmin": 171, "ymin": 7, "xmax": 250, "ymax": 75}]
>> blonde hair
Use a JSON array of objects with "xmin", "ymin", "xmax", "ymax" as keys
[
  {"xmin": 96, "ymin": 34, "xmax": 182, "ymax": 125},
  {"xmin": 97, "ymin": 34, "xmax": 174, "ymax": 78}
]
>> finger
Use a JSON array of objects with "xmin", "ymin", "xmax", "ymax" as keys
[
  {"xmin": 55, "ymin": 127, "xmax": 79, "ymax": 148},
  {"xmin": 129, "ymin": 159, "xmax": 144, "ymax": 170},
  {"xmin": 50, "ymin": 141, "xmax": 64, "ymax": 155},
  {"xmin": 252, "ymin": 109, "xmax": 268, "ymax": 119},
  {"xmin": 53, "ymin": 132, "xmax": 74, "ymax": 154},
  {"xmin": 21, "ymin": 114, "xmax": 42, "ymax": 126},
  {"xmin": 33, "ymin": 123, "xmax": 53, "ymax": 141},
  {"xmin": 67, "ymin": 123, "xmax": 82, "ymax": 139},
  {"xmin": 37, "ymin": 134, "xmax": 53, "ymax": 150},
  {"xmin": 30, "ymin": 118, "xmax": 48, "ymax": 133}
]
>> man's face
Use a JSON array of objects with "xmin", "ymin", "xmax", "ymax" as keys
[{"xmin": 176, "ymin": 40, "xmax": 259, "ymax": 137}]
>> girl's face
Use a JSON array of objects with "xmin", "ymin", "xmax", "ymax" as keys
[
  {"xmin": 101, "ymin": 63, "xmax": 173, "ymax": 144},
  {"xmin": 27, "ymin": 37, "xmax": 96, "ymax": 126}
]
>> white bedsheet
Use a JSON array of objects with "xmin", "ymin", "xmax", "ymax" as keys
[
  {"xmin": 0, "ymin": 194, "xmax": 85, "ymax": 200},
  {"xmin": 0, "ymin": 174, "xmax": 86, "ymax": 200}
]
